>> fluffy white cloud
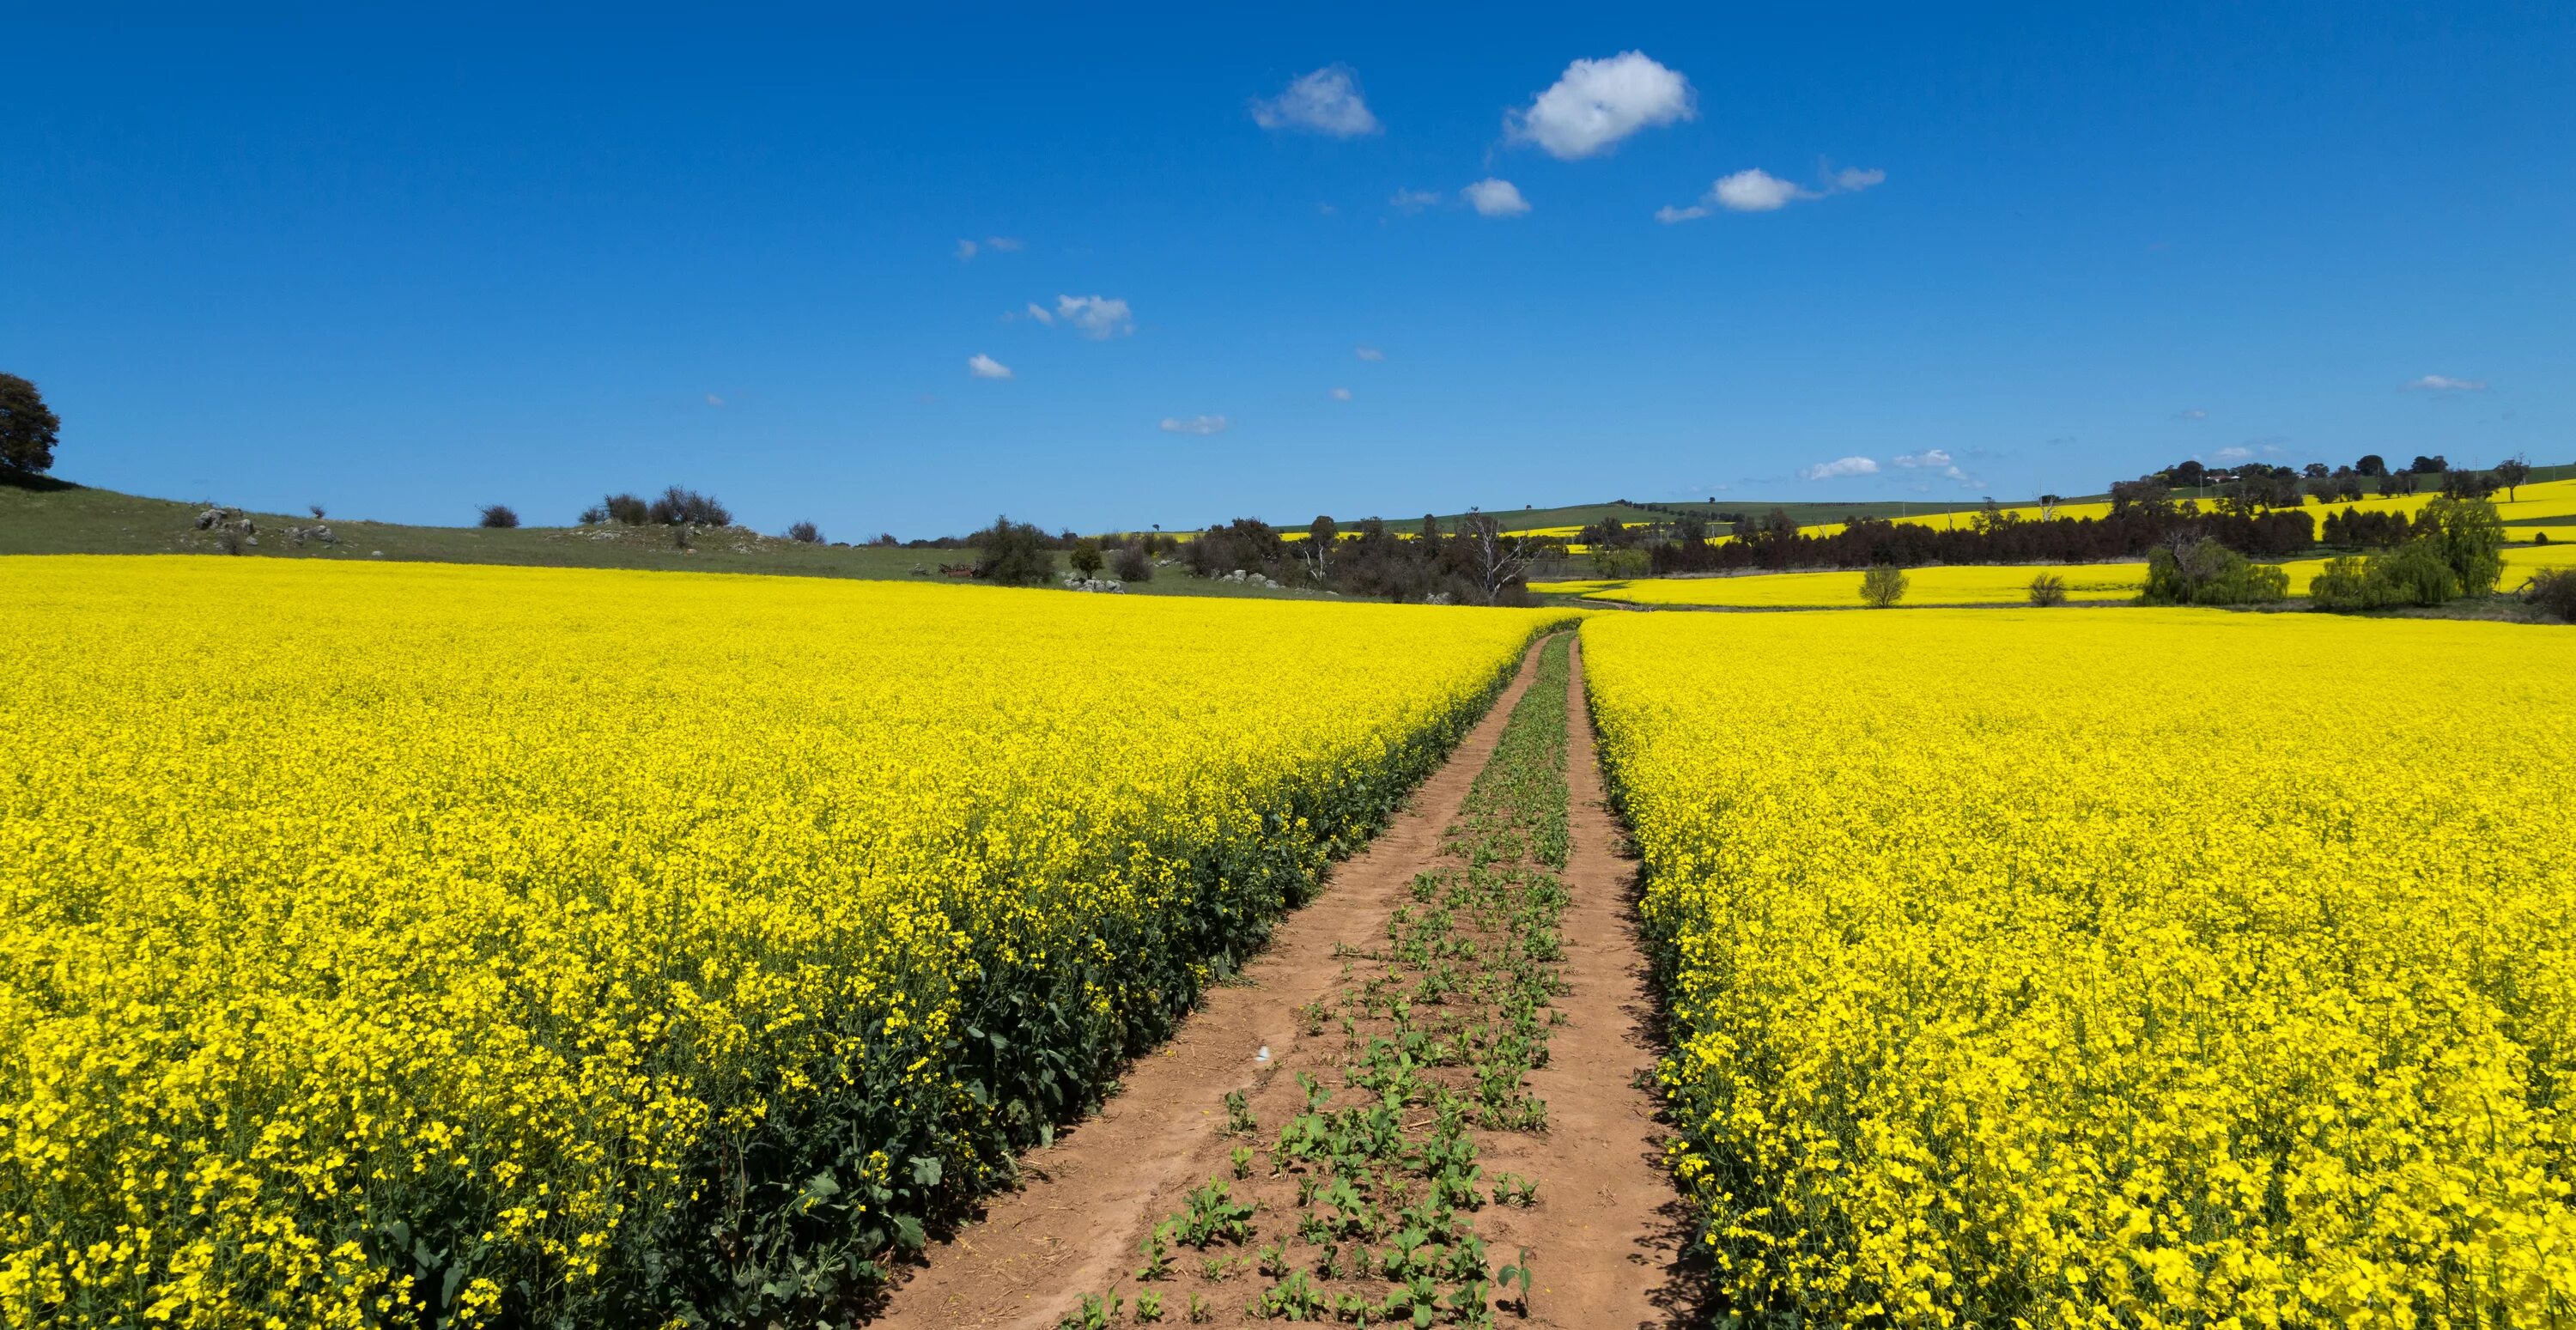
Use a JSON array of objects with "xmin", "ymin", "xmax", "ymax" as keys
[
  {"xmin": 1330, "ymin": 386, "xmax": 1353, "ymax": 401},
  {"xmin": 967, "ymin": 354, "xmax": 1012, "ymax": 380},
  {"xmin": 1462, "ymin": 178, "xmax": 1530, "ymax": 217},
  {"xmin": 1389, "ymin": 187, "xmax": 1445, "ymax": 213},
  {"xmin": 1713, "ymin": 168, "xmax": 1805, "ymax": 212},
  {"xmin": 1506, "ymin": 52, "xmax": 1694, "ymax": 160},
  {"xmin": 1159, "ymin": 415, "xmax": 1230, "ymax": 435},
  {"xmin": 1660, "ymin": 164, "xmax": 1884, "ymax": 221},
  {"xmin": 1893, "ymin": 448, "xmax": 1952, "ymax": 468},
  {"xmin": 1251, "ymin": 65, "xmax": 1381, "ymax": 137},
  {"xmin": 1799, "ymin": 456, "xmax": 1880, "ymax": 481},
  {"xmin": 1354, "ymin": 345, "xmax": 1385, "ymax": 361},
  {"xmin": 1050, "ymin": 295, "xmax": 1134, "ymax": 339},
  {"xmin": 2406, "ymin": 374, "xmax": 2488, "ymax": 391}
]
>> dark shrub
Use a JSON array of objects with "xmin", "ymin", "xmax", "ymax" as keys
[
  {"xmin": 478, "ymin": 504, "xmax": 520, "ymax": 529},
  {"xmin": 969, "ymin": 514, "xmax": 1055, "ymax": 586},
  {"xmin": 602, "ymin": 493, "xmax": 651, "ymax": 525},
  {"xmin": 1111, "ymin": 542, "xmax": 1153, "ymax": 582},
  {"xmin": 2142, "ymin": 537, "xmax": 2287, "ymax": 605},
  {"xmin": 2525, "ymin": 568, "xmax": 2576, "ymax": 622},
  {"xmin": 1066, "ymin": 537, "xmax": 1103, "ymax": 579},
  {"xmin": 786, "ymin": 520, "xmax": 822, "ymax": 544},
  {"xmin": 647, "ymin": 486, "xmax": 731, "ymax": 526},
  {"xmin": 2026, "ymin": 573, "xmax": 2069, "ymax": 607}
]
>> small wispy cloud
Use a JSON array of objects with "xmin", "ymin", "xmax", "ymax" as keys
[
  {"xmin": 1159, "ymin": 415, "xmax": 1230, "ymax": 435},
  {"xmin": 2214, "ymin": 446, "xmax": 2251, "ymax": 461},
  {"xmin": 1021, "ymin": 301, "xmax": 1054, "ymax": 325},
  {"xmin": 1045, "ymin": 295, "xmax": 1134, "ymax": 339},
  {"xmin": 1330, "ymin": 386, "xmax": 1353, "ymax": 401},
  {"xmin": 1657, "ymin": 164, "xmax": 1885, "ymax": 222},
  {"xmin": 1389, "ymin": 187, "xmax": 1445, "ymax": 213},
  {"xmin": 954, "ymin": 239, "xmax": 978, "ymax": 261},
  {"xmin": 1251, "ymin": 65, "xmax": 1382, "ymax": 137},
  {"xmin": 2176, "ymin": 408, "xmax": 2208, "ymax": 420},
  {"xmin": 1799, "ymin": 455, "xmax": 1880, "ymax": 481},
  {"xmin": 1462, "ymin": 179, "xmax": 1531, "ymax": 217},
  {"xmin": 1354, "ymin": 345, "xmax": 1385, "ymax": 361},
  {"xmin": 967, "ymin": 354, "xmax": 1012, "ymax": 380},
  {"xmin": 1892, "ymin": 448, "xmax": 1952, "ymax": 468},
  {"xmin": 1506, "ymin": 52, "xmax": 1695, "ymax": 160},
  {"xmin": 984, "ymin": 236, "xmax": 1023, "ymax": 252},
  {"xmin": 2406, "ymin": 374, "xmax": 2488, "ymax": 392}
]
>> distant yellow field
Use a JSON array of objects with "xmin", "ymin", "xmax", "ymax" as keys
[
  {"xmin": 1784, "ymin": 477, "xmax": 2576, "ymax": 540},
  {"xmin": 1536, "ymin": 540, "xmax": 2575, "ymax": 607}
]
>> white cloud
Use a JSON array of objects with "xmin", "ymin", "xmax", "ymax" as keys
[
  {"xmin": 1023, "ymin": 301, "xmax": 1054, "ymax": 325},
  {"xmin": 1462, "ymin": 178, "xmax": 1531, "ymax": 217},
  {"xmin": 1251, "ymin": 65, "xmax": 1381, "ymax": 137},
  {"xmin": 1050, "ymin": 295, "xmax": 1134, "ymax": 339},
  {"xmin": 1713, "ymin": 168, "xmax": 1807, "ymax": 212},
  {"xmin": 1354, "ymin": 345, "xmax": 1385, "ymax": 361},
  {"xmin": 953, "ymin": 239, "xmax": 977, "ymax": 261},
  {"xmin": 2406, "ymin": 374, "xmax": 2488, "ymax": 391},
  {"xmin": 984, "ymin": 236, "xmax": 1023, "ymax": 252},
  {"xmin": 1892, "ymin": 449, "xmax": 1952, "ymax": 468},
  {"xmin": 1799, "ymin": 456, "xmax": 1880, "ymax": 481},
  {"xmin": 1330, "ymin": 386, "xmax": 1353, "ymax": 401},
  {"xmin": 1389, "ymin": 187, "xmax": 1445, "ymax": 213},
  {"xmin": 2176, "ymin": 408, "xmax": 2208, "ymax": 420},
  {"xmin": 705, "ymin": 393, "xmax": 726, "ymax": 408},
  {"xmin": 1159, "ymin": 415, "xmax": 1230, "ymax": 435},
  {"xmin": 967, "ymin": 354, "xmax": 1012, "ymax": 380},
  {"xmin": 1660, "ymin": 163, "xmax": 1884, "ymax": 221},
  {"xmin": 1507, "ymin": 52, "xmax": 1694, "ymax": 159},
  {"xmin": 2214, "ymin": 446, "xmax": 2251, "ymax": 461},
  {"xmin": 1941, "ymin": 465, "xmax": 1971, "ymax": 483}
]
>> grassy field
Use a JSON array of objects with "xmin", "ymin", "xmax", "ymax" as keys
[{"xmin": 0, "ymin": 477, "xmax": 1341, "ymax": 599}]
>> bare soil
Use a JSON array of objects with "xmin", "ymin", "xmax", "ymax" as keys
[{"xmin": 874, "ymin": 635, "xmax": 1701, "ymax": 1327}]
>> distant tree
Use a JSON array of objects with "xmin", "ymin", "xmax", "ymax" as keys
[
  {"xmin": 872, "ymin": 532, "xmax": 899, "ymax": 547},
  {"xmin": 602, "ymin": 493, "xmax": 651, "ymax": 525},
  {"xmin": 0, "ymin": 373, "xmax": 61, "ymax": 476},
  {"xmin": 2409, "ymin": 453, "xmax": 2449, "ymax": 475},
  {"xmin": 2355, "ymin": 454, "xmax": 2387, "ymax": 477},
  {"xmin": 2524, "ymin": 568, "xmax": 2576, "ymax": 622},
  {"xmin": 969, "ymin": 514, "xmax": 1055, "ymax": 585},
  {"xmin": 2302, "ymin": 462, "xmax": 2329, "ymax": 479},
  {"xmin": 1300, "ymin": 515, "xmax": 1340, "ymax": 581},
  {"xmin": 2027, "ymin": 573, "xmax": 2069, "ymax": 606},
  {"xmin": 2417, "ymin": 495, "xmax": 2506, "ymax": 598},
  {"xmin": 648, "ymin": 486, "xmax": 731, "ymax": 525},
  {"xmin": 1457, "ymin": 511, "xmax": 1540, "ymax": 605},
  {"xmin": 478, "ymin": 504, "xmax": 520, "ymax": 529},
  {"xmin": 579, "ymin": 503, "xmax": 608, "ymax": 524},
  {"xmin": 1590, "ymin": 545, "xmax": 1649, "ymax": 579},
  {"xmin": 1110, "ymin": 541, "xmax": 1154, "ymax": 582},
  {"xmin": 2494, "ymin": 454, "xmax": 2532, "ymax": 502},
  {"xmin": 2141, "ymin": 536, "xmax": 2288, "ymax": 605},
  {"xmin": 2439, "ymin": 469, "xmax": 2495, "ymax": 501},
  {"xmin": 786, "ymin": 520, "xmax": 822, "ymax": 544},
  {"xmin": 1860, "ymin": 564, "xmax": 1909, "ymax": 608},
  {"xmin": 2037, "ymin": 493, "xmax": 2063, "ymax": 521},
  {"xmin": 308, "ymin": 503, "xmax": 327, "ymax": 519},
  {"xmin": 2167, "ymin": 459, "xmax": 2208, "ymax": 489},
  {"xmin": 1067, "ymin": 537, "xmax": 1103, "ymax": 578}
]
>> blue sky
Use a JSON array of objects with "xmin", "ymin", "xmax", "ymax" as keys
[{"xmin": 4, "ymin": 3, "xmax": 2567, "ymax": 537}]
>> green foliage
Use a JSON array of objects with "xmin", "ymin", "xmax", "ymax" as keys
[
  {"xmin": 2522, "ymin": 568, "xmax": 2576, "ymax": 623},
  {"xmin": 2141, "ymin": 538, "xmax": 2288, "ymax": 606},
  {"xmin": 1859, "ymin": 564, "xmax": 1909, "ymax": 609},
  {"xmin": 477, "ymin": 504, "xmax": 520, "ymax": 529},
  {"xmin": 972, "ymin": 513, "xmax": 1057, "ymax": 586},
  {"xmin": 1068, "ymin": 537, "xmax": 1104, "ymax": 578},
  {"xmin": 785, "ymin": 520, "xmax": 822, "ymax": 544},
  {"xmin": 0, "ymin": 373, "xmax": 61, "ymax": 476},
  {"xmin": 2026, "ymin": 574, "xmax": 2069, "ymax": 607},
  {"xmin": 2418, "ymin": 496, "xmax": 2506, "ymax": 598},
  {"xmin": 1111, "ymin": 542, "xmax": 1155, "ymax": 582}
]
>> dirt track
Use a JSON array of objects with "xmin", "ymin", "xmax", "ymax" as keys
[{"xmin": 877, "ymin": 635, "xmax": 1699, "ymax": 1327}]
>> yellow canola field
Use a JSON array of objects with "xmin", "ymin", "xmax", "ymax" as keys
[
  {"xmin": 1538, "ymin": 543, "xmax": 2574, "ymax": 608},
  {"xmin": 1789, "ymin": 477, "xmax": 2576, "ymax": 541},
  {"xmin": 1584, "ymin": 610, "xmax": 2576, "ymax": 1327},
  {"xmin": 0, "ymin": 556, "xmax": 1564, "ymax": 1327}
]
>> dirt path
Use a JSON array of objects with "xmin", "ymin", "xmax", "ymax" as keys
[
  {"xmin": 878, "ymin": 640, "xmax": 1555, "ymax": 1329},
  {"xmin": 1470, "ymin": 636, "xmax": 1703, "ymax": 1327}
]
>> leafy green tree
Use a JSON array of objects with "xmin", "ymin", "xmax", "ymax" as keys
[
  {"xmin": 2494, "ymin": 454, "xmax": 2531, "ymax": 502},
  {"xmin": 1859, "ymin": 564, "xmax": 1909, "ymax": 608},
  {"xmin": 0, "ymin": 373, "xmax": 60, "ymax": 476},
  {"xmin": 970, "ymin": 514, "xmax": 1055, "ymax": 585},
  {"xmin": 1067, "ymin": 537, "xmax": 1103, "ymax": 578},
  {"xmin": 2418, "ymin": 495, "xmax": 2505, "ymax": 598}
]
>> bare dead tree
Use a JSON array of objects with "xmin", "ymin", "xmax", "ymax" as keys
[{"xmin": 1459, "ymin": 509, "xmax": 1540, "ymax": 605}]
